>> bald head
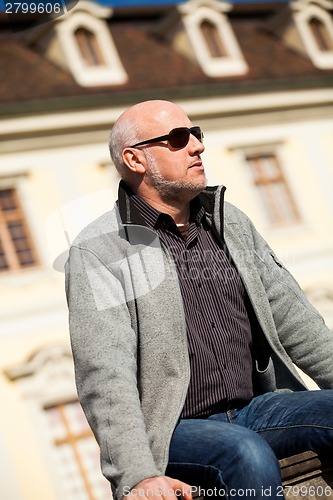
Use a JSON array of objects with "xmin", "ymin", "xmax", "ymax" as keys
[
  {"xmin": 108, "ymin": 100, "xmax": 189, "ymax": 180},
  {"xmin": 119, "ymin": 100, "xmax": 186, "ymax": 128}
]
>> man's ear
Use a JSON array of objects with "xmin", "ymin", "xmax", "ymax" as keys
[{"xmin": 122, "ymin": 148, "xmax": 146, "ymax": 175}]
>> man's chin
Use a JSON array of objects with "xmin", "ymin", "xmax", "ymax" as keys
[{"xmin": 160, "ymin": 179, "xmax": 207, "ymax": 202}]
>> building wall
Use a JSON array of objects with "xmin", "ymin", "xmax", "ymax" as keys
[{"xmin": 1, "ymin": 95, "xmax": 333, "ymax": 498}]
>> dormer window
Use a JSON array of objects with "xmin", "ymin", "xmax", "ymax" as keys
[
  {"xmin": 293, "ymin": 0, "xmax": 333, "ymax": 69},
  {"xmin": 55, "ymin": 1, "xmax": 127, "ymax": 87},
  {"xmin": 179, "ymin": 0, "xmax": 248, "ymax": 78}
]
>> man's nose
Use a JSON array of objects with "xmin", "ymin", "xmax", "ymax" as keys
[{"xmin": 189, "ymin": 133, "xmax": 205, "ymax": 153}]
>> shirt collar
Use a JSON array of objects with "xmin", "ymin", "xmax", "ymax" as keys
[
  {"xmin": 129, "ymin": 190, "xmax": 205, "ymax": 231},
  {"xmin": 130, "ymin": 192, "xmax": 161, "ymax": 229}
]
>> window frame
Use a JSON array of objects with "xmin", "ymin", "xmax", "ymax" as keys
[
  {"xmin": 0, "ymin": 183, "xmax": 39, "ymax": 273},
  {"xmin": 244, "ymin": 152, "xmax": 301, "ymax": 227},
  {"xmin": 235, "ymin": 145, "xmax": 302, "ymax": 229}
]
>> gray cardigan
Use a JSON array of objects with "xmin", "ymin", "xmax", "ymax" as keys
[{"xmin": 65, "ymin": 183, "xmax": 333, "ymax": 500}]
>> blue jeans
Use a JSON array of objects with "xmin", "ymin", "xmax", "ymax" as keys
[{"xmin": 166, "ymin": 390, "xmax": 333, "ymax": 499}]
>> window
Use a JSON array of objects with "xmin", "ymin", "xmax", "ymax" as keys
[
  {"xmin": 246, "ymin": 154, "xmax": 300, "ymax": 226},
  {"xmin": 200, "ymin": 20, "xmax": 227, "ymax": 58},
  {"xmin": 0, "ymin": 188, "xmax": 38, "ymax": 272},
  {"xmin": 45, "ymin": 401, "xmax": 110, "ymax": 500},
  {"xmin": 308, "ymin": 17, "xmax": 333, "ymax": 51},
  {"xmin": 75, "ymin": 28, "xmax": 105, "ymax": 66}
]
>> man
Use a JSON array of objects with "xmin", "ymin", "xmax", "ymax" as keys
[{"xmin": 65, "ymin": 100, "xmax": 333, "ymax": 500}]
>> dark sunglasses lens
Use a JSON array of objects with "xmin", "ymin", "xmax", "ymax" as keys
[
  {"xmin": 168, "ymin": 128, "xmax": 190, "ymax": 148},
  {"xmin": 192, "ymin": 127, "xmax": 203, "ymax": 142}
]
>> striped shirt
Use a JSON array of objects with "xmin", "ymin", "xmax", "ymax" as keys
[{"xmin": 131, "ymin": 194, "xmax": 254, "ymax": 418}]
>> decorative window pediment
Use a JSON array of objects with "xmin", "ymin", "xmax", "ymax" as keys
[
  {"xmin": 6, "ymin": 344, "xmax": 76, "ymax": 404},
  {"xmin": 292, "ymin": 0, "xmax": 333, "ymax": 69},
  {"xmin": 178, "ymin": 0, "xmax": 248, "ymax": 77},
  {"xmin": 55, "ymin": 1, "xmax": 127, "ymax": 87}
]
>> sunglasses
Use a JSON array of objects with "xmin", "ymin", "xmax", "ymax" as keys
[{"xmin": 130, "ymin": 126, "xmax": 204, "ymax": 149}]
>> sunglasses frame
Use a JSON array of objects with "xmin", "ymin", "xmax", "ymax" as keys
[{"xmin": 130, "ymin": 126, "xmax": 203, "ymax": 149}]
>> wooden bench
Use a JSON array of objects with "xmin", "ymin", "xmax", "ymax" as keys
[
  {"xmin": 280, "ymin": 451, "xmax": 333, "ymax": 499},
  {"xmin": 192, "ymin": 451, "xmax": 333, "ymax": 499}
]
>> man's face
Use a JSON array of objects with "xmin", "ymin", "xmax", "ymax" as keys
[{"xmin": 140, "ymin": 107, "xmax": 207, "ymax": 201}]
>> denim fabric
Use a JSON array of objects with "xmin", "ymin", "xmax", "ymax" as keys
[{"xmin": 166, "ymin": 390, "xmax": 333, "ymax": 499}]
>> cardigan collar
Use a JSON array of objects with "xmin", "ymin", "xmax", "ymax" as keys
[{"xmin": 117, "ymin": 179, "xmax": 224, "ymax": 227}]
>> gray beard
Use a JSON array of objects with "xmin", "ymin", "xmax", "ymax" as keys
[{"xmin": 145, "ymin": 152, "xmax": 207, "ymax": 202}]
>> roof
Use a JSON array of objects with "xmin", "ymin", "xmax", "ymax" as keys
[{"xmin": 1, "ymin": 0, "xmax": 333, "ymax": 116}]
